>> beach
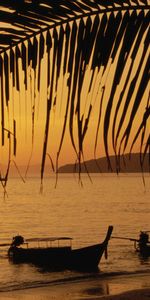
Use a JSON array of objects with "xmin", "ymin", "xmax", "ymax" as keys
[
  {"xmin": 0, "ymin": 274, "xmax": 149, "ymax": 300},
  {"xmin": 1, "ymin": 289, "xmax": 150, "ymax": 300}
]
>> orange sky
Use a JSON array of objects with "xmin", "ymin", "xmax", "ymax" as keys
[{"xmin": 0, "ymin": 20, "xmax": 149, "ymax": 175}]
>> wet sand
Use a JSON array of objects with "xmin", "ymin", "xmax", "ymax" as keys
[
  {"xmin": 0, "ymin": 274, "xmax": 150, "ymax": 300},
  {"xmin": 1, "ymin": 289, "xmax": 150, "ymax": 300}
]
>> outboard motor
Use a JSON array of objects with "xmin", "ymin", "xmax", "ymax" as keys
[{"xmin": 11, "ymin": 235, "xmax": 24, "ymax": 247}]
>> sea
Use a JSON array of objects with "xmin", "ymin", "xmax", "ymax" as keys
[{"xmin": 0, "ymin": 173, "xmax": 150, "ymax": 294}]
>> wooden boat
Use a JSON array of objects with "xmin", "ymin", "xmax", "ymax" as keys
[
  {"xmin": 135, "ymin": 231, "xmax": 150, "ymax": 257},
  {"xmin": 112, "ymin": 231, "xmax": 150, "ymax": 258},
  {"xmin": 7, "ymin": 226, "xmax": 113, "ymax": 270},
  {"xmin": 137, "ymin": 243, "xmax": 150, "ymax": 257}
]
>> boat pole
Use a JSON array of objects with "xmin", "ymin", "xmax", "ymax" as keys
[
  {"xmin": 112, "ymin": 236, "xmax": 150, "ymax": 244},
  {"xmin": 111, "ymin": 236, "xmax": 139, "ymax": 242}
]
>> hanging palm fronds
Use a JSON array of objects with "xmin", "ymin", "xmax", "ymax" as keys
[{"xmin": 0, "ymin": 0, "xmax": 149, "ymax": 185}]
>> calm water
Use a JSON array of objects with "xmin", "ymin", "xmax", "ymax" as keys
[{"xmin": 0, "ymin": 174, "xmax": 150, "ymax": 292}]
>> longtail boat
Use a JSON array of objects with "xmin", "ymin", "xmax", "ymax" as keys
[
  {"xmin": 6, "ymin": 226, "xmax": 113, "ymax": 270},
  {"xmin": 136, "ymin": 231, "xmax": 150, "ymax": 257},
  {"xmin": 112, "ymin": 231, "xmax": 150, "ymax": 257}
]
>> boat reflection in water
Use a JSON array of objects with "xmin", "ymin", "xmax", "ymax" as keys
[{"xmin": 8, "ymin": 226, "xmax": 113, "ymax": 271}]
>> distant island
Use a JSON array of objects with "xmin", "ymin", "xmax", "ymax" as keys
[
  {"xmin": 58, "ymin": 153, "xmax": 150, "ymax": 173},
  {"xmin": 2, "ymin": 153, "xmax": 149, "ymax": 177}
]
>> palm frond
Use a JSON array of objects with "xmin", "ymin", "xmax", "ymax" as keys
[{"xmin": 0, "ymin": 0, "xmax": 149, "ymax": 184}]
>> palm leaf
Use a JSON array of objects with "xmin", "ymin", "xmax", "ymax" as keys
[{"xmin": 0, "ymin": 0, "xmax": 149, "ymax": 183}]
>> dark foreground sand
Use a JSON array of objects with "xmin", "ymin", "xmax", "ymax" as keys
[
  {"xmin": 0, "ymin": 274, "xmax": 150, "ymax": 300},
  {"xmin": 1, "ymin": 289, "xmax": 150, "ymax": 300}
]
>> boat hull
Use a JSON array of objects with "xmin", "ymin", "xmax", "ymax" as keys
[
  {"xmin": 8, "ymin": 226, "xmax": 113, "ymax": 270},
  {"xmin": 138, "ymin": 245, "xmax": 150, "ymax": 257},
  {"xmin": 8, "ymin": 243, "xmax": 107, "ymax": 270},
  {"xmin": 9, "ymin": 246, "xmax": 72, "ymax": 269},
  {"xmin": 70, "ymin": 243, "xmax": 107, "ymax": 270}
]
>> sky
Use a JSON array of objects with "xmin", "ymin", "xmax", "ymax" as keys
[{"xmin": 0, "ymin": 13, "xmax": 149, "ymax": 178}]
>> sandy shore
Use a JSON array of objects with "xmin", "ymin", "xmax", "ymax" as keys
[
  {"xmin": 99, "ymin": 289, "xmax": 150, "ymax": 299},
  {"xmin": 1, "ymin": 289, "xmax": 150, "ymax": 300},
  {"xmin": 0, "ymin": 274, "xmax": 150, "ymax": 300}
]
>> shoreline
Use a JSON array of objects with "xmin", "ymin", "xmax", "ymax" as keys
[{"xmin": 0, "ymin": 273, "xmax": 149, "ymax": 300}]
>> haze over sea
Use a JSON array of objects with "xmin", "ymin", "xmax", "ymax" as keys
[{"xmin": 0, "ymin": 174, "xmax": 149, "ymax": 293}]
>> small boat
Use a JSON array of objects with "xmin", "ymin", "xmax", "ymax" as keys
[
  {"xmin": 7, "ymin": 226, "xmax": 113, "ymax": 270},
  {"xmin": 112, "ymin": 231, "xmax": 150, "ymax": 257},
  {"xmin": 135, "ymin": 231, "xmax": 150, "ymax": 257}
]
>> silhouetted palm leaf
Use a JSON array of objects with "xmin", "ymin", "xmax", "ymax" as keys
[{"xmin": 0, "ymin": 0, "xmax": 149, "ymax": 184}]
